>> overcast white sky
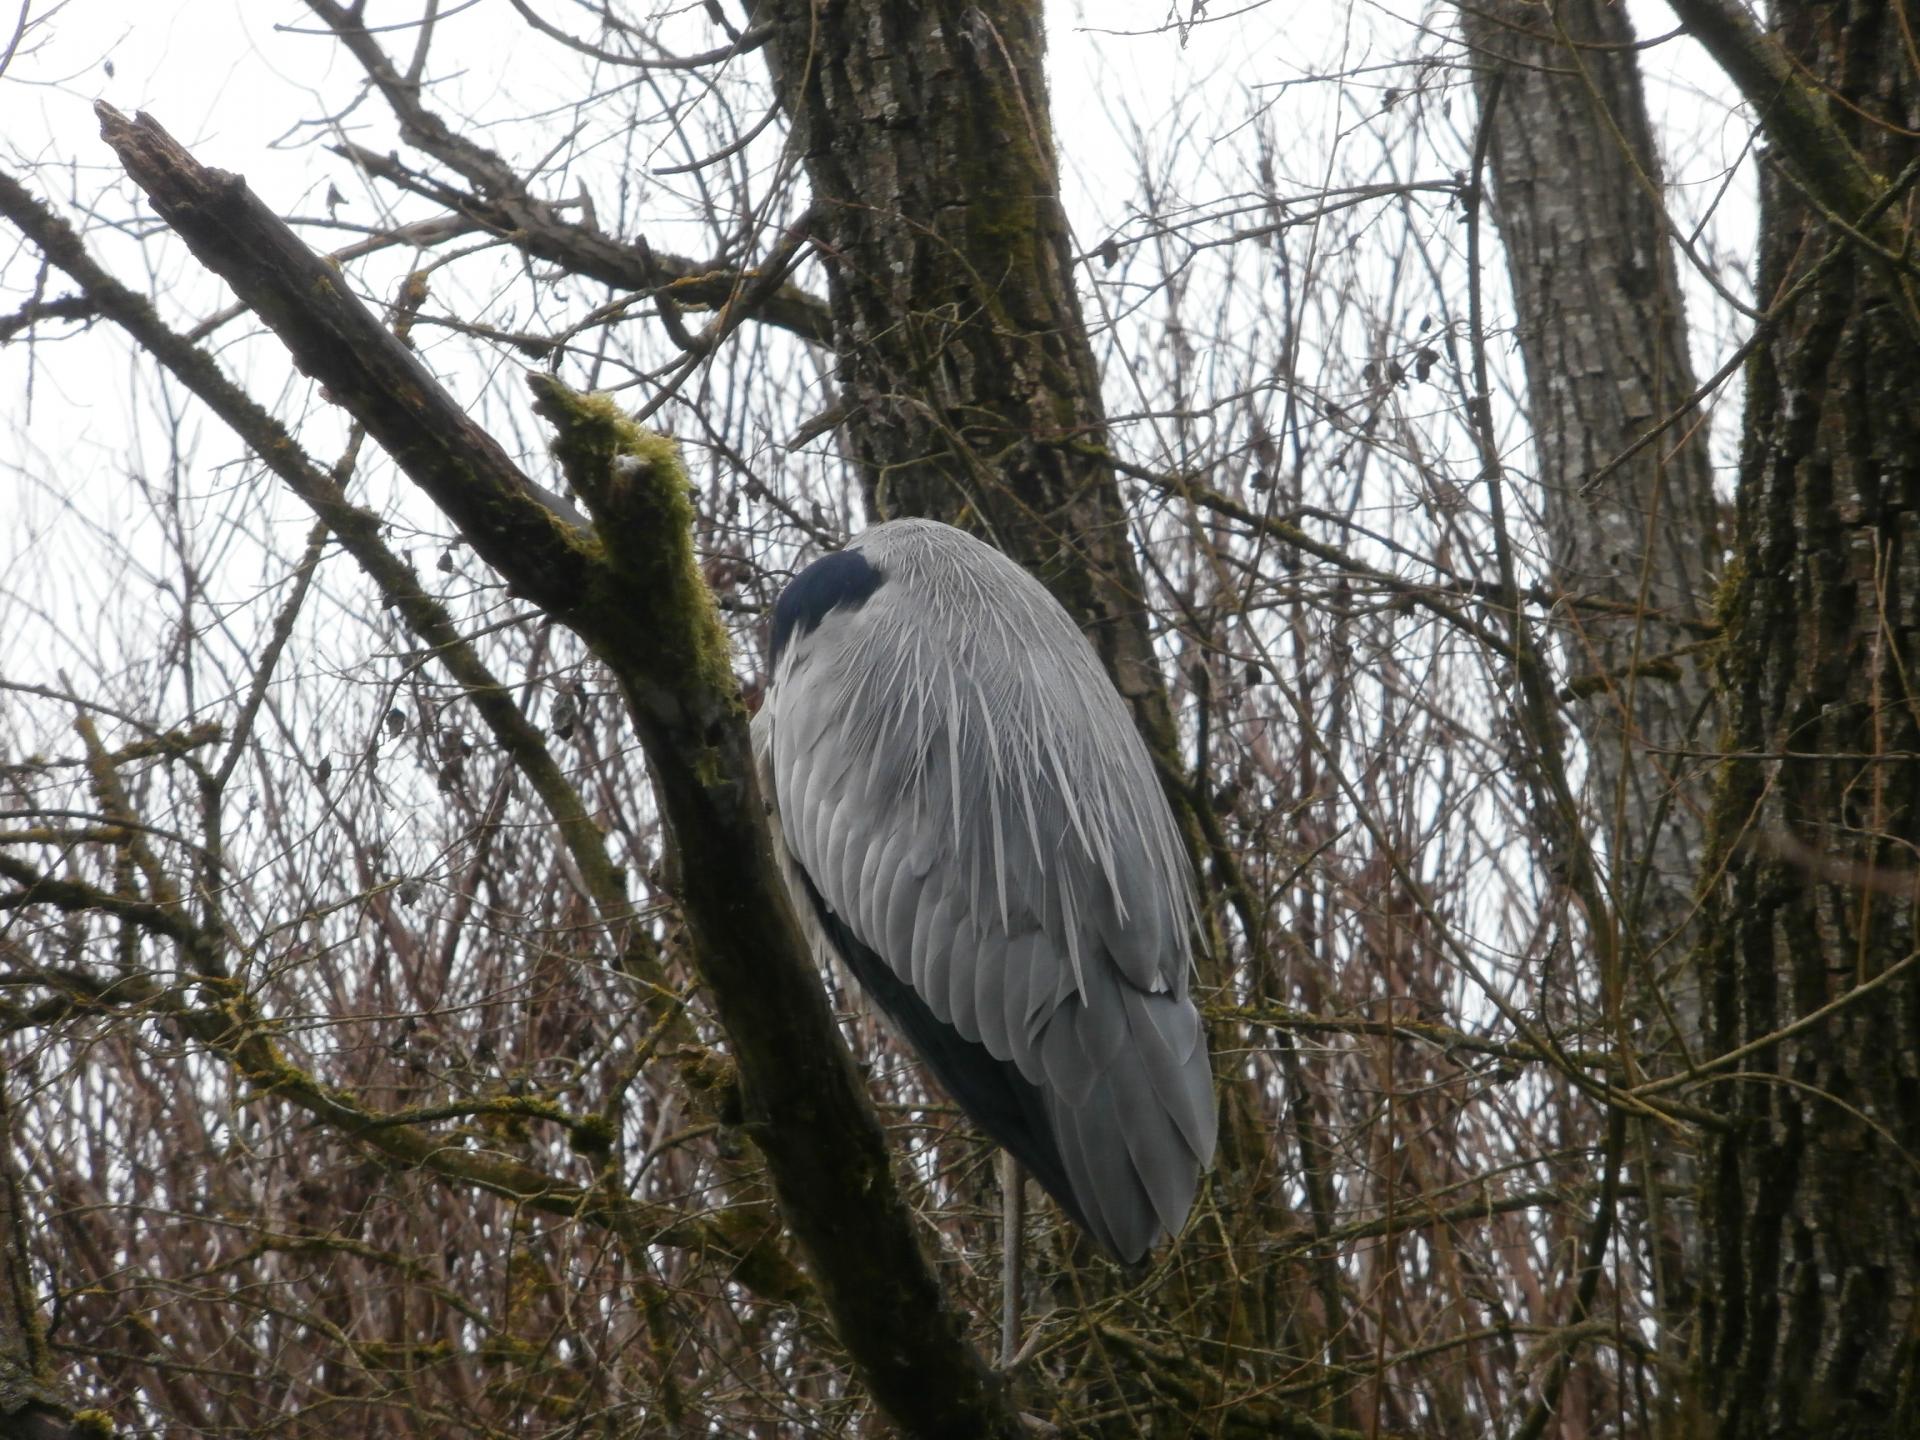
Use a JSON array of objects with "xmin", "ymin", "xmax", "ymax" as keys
[
  {"xmin": 0, "ymin": 0, "xmax": 1751, "ymax": 665},
  {"xmin": 0, "ymin": 3, "xmax": 1327, "ymax": 446},
  {"xmin": 0, "ymin": 1, "xmax": 1742, "ymax": 269},
  {"xmin": 0, "ymin": 0, "xmax": 1756, "ymax": 1040}
]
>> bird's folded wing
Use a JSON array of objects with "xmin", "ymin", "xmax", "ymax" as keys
[{"xmin": 754, "ymin": 586, "xmax": 1216, "ymax": 1260}]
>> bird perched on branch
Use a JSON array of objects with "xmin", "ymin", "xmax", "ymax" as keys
[{"xmin": 753, "ymin": 518, "xmax": 1216, "ymax": 1263}]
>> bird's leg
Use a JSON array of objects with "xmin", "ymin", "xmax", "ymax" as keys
[{"xmin": 999, "ymin": 1150, "xmax": 1024, "ymax": 1369}]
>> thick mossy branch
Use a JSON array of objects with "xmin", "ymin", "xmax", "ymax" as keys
[
  {"xmin": 527, "ymin": 376, "xmax": 734, "ymax": 705},
  {"xmin": 1666, "ymin": 0, "xmax": 1885, "ymax": 215},
  {"xmin": 64, "ymin": 106, "xmax": 1021, "ymax": 1440},
  {"xmin": 1665, "ymin": 0, "xmax": 1920, "ymax": 332},
  {"xmin": 525, "ymin": 380, "xmax": 1022, "ymax": 1440},
  {"xmin": 528, "ymin": 380, "xmax": 667, "ymax": 500}
]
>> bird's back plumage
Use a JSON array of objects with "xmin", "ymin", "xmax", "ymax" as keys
[{"xmin": 754, "ymin": 518, "xmax": 1216, "ymax": 1262}]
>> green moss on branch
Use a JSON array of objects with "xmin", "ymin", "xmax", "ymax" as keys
[{"xmin": 527, "ymin": 376, "xmax": 736, "ymax": 707}]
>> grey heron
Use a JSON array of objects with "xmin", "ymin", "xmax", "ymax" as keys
[{"xmin": 753, "ymin": 518, "xmax": 1216, "ymax": 1263}]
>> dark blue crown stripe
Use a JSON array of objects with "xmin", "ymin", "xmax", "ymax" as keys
[{"xmin": 770, "ymin": 549, "xmax": 885, "ymax": 663}]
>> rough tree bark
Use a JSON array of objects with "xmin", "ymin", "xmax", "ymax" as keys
[
  {"xmin": 1462, "ymin": 0, "xmax": 1720, "ymax": 1021},
  {"xmin": 1696, "ymin": 0, "xmax": 1920, "ymax": 1433},
  {"xmin": 759, "ymin": 0, "xmax": 1177, "ymax": 765},
  {"xmin": 1459, "ymin": 0, "xmax": 1723, "ymax": 1370}
]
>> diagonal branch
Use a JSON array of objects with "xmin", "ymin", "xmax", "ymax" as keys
[
  {"xmin": 1667, "ymin": 0, "xmax": 1920, "ymax": 330},
  {"xmin": 55, "ymin": 107, "xmax": 1023, "ymax": 1440},
  {"xmin": 1665, "ymin": 0, "xmax": 1884, "ymax": 222},
  {"xmin": 95, "ymin": 106, "xmax": 598, "ymax": 623},
  {"xmin": 0, "ymin": 156, "xmax": 662, "ymax": 993}
]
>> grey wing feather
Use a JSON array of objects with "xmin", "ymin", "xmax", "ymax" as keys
[
  {"xmin": 1125, "ymin": 988, "xmax": 1216, "ymax": 1159},
  {"xmin": 756, "ymin": 519, "xmax": 1216, "ymax": 1261},
  {"xmin": 1055, "ymin": 1080, "xmax": 1152, "ymax": 1257}
]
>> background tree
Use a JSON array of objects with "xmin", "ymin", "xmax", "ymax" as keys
[
  {"xmin": 1461, "ymin": 0, "xmax": 1724, "ymax": 1379},
  {"xmin": 1, "ymin": 1, "xmax": 1914, "ymax": 1436}
]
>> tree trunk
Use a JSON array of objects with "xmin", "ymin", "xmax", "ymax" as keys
[
  {"xmin": 1463, "ymin": 0, "xmax": 1721, "ymax": 1018},
  {"xmin": 1698, "ymin": 1, "xmax": 1920, "ymax": 1433},
  {"xmin": 1459, "ymin": 0, "xmax": 1724, "ymax": 1375},
  {"xmin": 0, "ymin": 1083, "xmax": 77, "ymax": 1440},
  {"xmin": 759, "ymin": 0, "xmax": 1175, "ymax": 758}
]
